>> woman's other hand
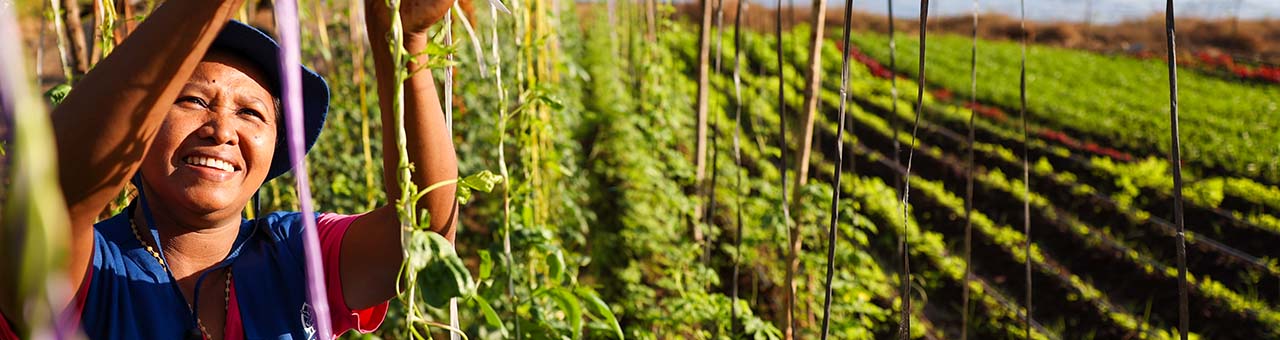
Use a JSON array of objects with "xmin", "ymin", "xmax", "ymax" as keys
[{"xmin": 366, "ymin": 0, "xmax": 452, "ymax": 36}]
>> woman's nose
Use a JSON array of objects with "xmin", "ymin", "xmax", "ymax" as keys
[{"xmin": 196, "ymin": 113, "xmax": 239, "ymax": 146}]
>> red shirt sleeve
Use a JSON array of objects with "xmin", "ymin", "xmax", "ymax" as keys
[
  {"xmin": 0, "ymin": 313, "xmax": 15, "ymax": 340},
  {"xmin": 0, "ymin": 262, "xmax": 92, "ymax": 340},
  {"xmin": 318, "ymin": 213, "xmax": 390, "ymax": 337}
]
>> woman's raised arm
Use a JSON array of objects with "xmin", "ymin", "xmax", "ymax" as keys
[
  {"xmin": 50, "ymin": 0, "xmax": 245, "ymax": 304},
  {"xmin": 338, "ymin": 0, "xmax": 459, "ymax": 310}
]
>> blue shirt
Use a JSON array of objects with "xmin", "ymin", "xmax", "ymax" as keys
[{"xmin": 77, "ymin": 210, "xmax": 386, "ymax": 340}]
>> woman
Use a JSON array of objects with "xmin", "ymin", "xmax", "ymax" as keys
[{"xmin": 0, "ymin": 0, "xmax": 457, "ymax": 338}]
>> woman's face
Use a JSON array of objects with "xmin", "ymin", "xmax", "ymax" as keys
[{"xmin": 139, "ymin": 50, "xmax": 277, "ymax": 219}]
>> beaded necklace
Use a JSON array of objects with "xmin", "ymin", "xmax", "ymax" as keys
[{"xmin": 128, "ymin": 217, "xmax": 232, "ymax": 340}]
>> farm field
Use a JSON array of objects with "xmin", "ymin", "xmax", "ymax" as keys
[
  {"xmin": 4, "ymin": 0, "xmax": 1280, "ymax": 339},
  {"xmin": 849, "ymin": 31, "xmax": 1280, "ymax": 185}
]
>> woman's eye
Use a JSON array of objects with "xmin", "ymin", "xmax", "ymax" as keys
[
  {"xmin": 177, "ymin": 96, "xmax": 207, "ymax": 108},
  {"xmin": 239, "ymin": 108, "xmax": 266, "ymax": 121}
]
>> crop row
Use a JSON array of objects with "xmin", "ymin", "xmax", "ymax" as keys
[
  {"xmin": 730, "ymin": 70, "xmax": 1048, "ymax": 339},
  {"xmin": 747, "ymin": 23, "xmax": 1280, "ymax": 337},
  {"xmin": 730, "ymin": 33, "xmax": 1098, "ymax": 338},
  {"xmin": 850, "ymin": 32, "xmax": 1280, "ymax": 185},
  {"xmin": 823, "ymin": 32, "xmax": 1280, "ymax": 280},
  {"xmin": 836, "ymin": 35, "xmax": 1280, "ymax": 245},
  {"xmin": 904, "ymin": 78, "xmax": 1280, "ymax": 243},
  {"xmin": 809, "ymin": 37, "xmax": 1280, "ymax": 337},
  {"xmin": 687, "ymin": 24, "xmax": 1081, "ymax": 338}
]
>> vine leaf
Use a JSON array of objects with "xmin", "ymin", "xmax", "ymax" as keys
[
  {"xmin": 44, "ymin": 83, "xmax": 72, "ymax": 105},
  {"xmin": 477, "ymin": 249, "xmax": 494, "ymax": 281},
  {"xmin": 544, "ymin": 246, "xmax": 567, "ymax": 285},
  {"xmin": 539, "ymin": 287, "xmax": 583, "ymax": 340},
  {"xmin": 458, "ymin": 170, "xmax": 503, "ymax": 204},
  {"xmin": 536, "ymin": 93, "xmax": 565, "ymax": 110},
  {"xmin": 470, "ymin": 295, "xmax": 507, "ymax": 336},
  {"xmin": 574, "ymin": 287, "xmax": 623, "ymax": 339},
  {"xmin": 406, "ymin": 230, "xmax": 476, "ymax": 307}
]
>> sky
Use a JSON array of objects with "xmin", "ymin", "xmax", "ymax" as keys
[{"xmin": 832, "ymin": 0, "xmax": 1280, "ymax": 23}]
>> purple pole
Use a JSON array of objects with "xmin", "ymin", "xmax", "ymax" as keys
[
  {"xmin": 0, "ymin": 4, "xmax": 17, "ymax": 129},
  {"xmin": 272, "ymin": 2, "xmax": 334, "ymax": 339}
]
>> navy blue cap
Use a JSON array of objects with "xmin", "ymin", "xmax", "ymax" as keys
[{"xmin": 211, "ymin": 20, "xmax": 329, "ymax": 182}]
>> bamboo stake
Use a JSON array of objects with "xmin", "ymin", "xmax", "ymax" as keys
[
  {"xmin": 776, "ymin": 1, "xmax": 794, "ymax": 337},
  {"xmin": 788, "ymin": 0, "xmax": 827, "ymax": 329},
  {"xmin": 62, "ymin": 0, "xmax": 89, "ymax": 76},
  {"xmin": 704, "ymin": 0, "xmax": 725, "ymax": 268},
  {"xmin": 48, "ymin": 0, "xmax": 72, "ymax": 82},
  {"xmin": 91, "ymin": 0, "xmax": 102, "ymax": 64},
  {"xmin": 117, "ymin": 0, "xmax": 134, "ymax": 39},
  {"xmin": 961, "ymin": 1, "xmax": 978, "ymax": 339},
  {"xmin": 794, "ymin": 0, "xmax": 826, "ymax": 189},
  {"xmin": 730, "ymin": 1, "xmax": 747, "ymax": 334},
  {"xmin": 1164, "ymin": 0, "xmax": 1191, "ymax": 338},
  {"xmin": 819, "ymin": 0, "xmax": 855, "ymax": 337},
  {"xmin": 693, "ymin": 0, "xmax": 713, "ymax": 247},
  {"xmin": 898, "ymin": 1, "xmax": 930, "ymax": 338},
  {"xmin": 1017, "ymin": 2, "xmax": 1033, "ymax": 338},
  {"xmin": 90, "ymin": 0, "xmax": 118, "ymax": 66}
]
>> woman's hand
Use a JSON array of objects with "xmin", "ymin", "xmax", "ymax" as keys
[{"xmin": 366, "ymin": 0, "xmax": 452, "ymax": 36}]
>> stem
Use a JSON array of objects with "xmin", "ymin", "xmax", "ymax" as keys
[
  {"xmin": 420, "ymin": 178, "xmax": 460, "ymax": 197},
  {"xmin": 49, "ymin": 0, "xmax": 72, "ymax": 81},
  {"xmin": 352, "ymin": 2, "xmax": 378, "ymax": 210},
  {"xmin": 491, "ymin": 3, "xmax": 519, "ymax": 336},
  {"xmin": 383, "ymin": 0, "xmax": 429, "ymax": 335},
  {"xmin": 444, "ymin": 7, "xmax": 460, "ymax": 337}
]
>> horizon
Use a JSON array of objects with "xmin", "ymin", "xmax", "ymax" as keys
[{"xmin": 754, "ymin": 0, "xmax": 1280, "ymax": 23}]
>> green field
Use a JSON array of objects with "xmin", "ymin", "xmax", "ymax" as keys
[
  {"xmin": 851, "ymin": 32, "xmax": 1280, "ymax": 185},
  {"xmin": 8, "ymin": 1, "xmax": 1280, "ymax": 339}
]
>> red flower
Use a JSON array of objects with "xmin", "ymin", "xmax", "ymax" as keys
[
  {"xmin": 932, "ymin": 88, "xmax": 953, "ymax": 101},
  {"xmin": 1233, "ymin": 66, "xmax": 1253, "ymax": 78},
  {"xmin": 964, "ymin": 102, "xmax": 1007, "ymax": 122}
]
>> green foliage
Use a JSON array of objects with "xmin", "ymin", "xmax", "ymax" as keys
[
  {"xmin": 457, "ymin": 170, "xmax": 502, "ymax": 204},
  {"xmin": 406, "ymin": 230, "xmax": 476, "ymax": 307},
  {"xmin": 852, "ymin": 32, "xmax": 1280, "ymax": 184},
  {"xmin": 43, "ymin": 83, "xmax": 71, "ymax": 106}
]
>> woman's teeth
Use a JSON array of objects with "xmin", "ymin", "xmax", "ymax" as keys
[{"xmin": 184, "ymin": 156, "xmax": 236, "ymax": 172}]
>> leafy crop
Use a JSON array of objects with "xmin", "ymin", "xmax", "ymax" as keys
[{"xmin": 852, "ymin": 32, "xmax": 1280, "ymax": 185}]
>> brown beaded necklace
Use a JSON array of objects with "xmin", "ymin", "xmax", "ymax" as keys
[{"xmin": 128, "ymin": 217, "xmax": 231, "ymax": 340}]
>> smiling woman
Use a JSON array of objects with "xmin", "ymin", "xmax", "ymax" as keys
[
  {"xmin": 0, "ymin": 0, "xmax": 458, "ymax": 339},
  {"xmin": 147, "ymin": 50, "xmax": 279, "ymax": 216}
]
